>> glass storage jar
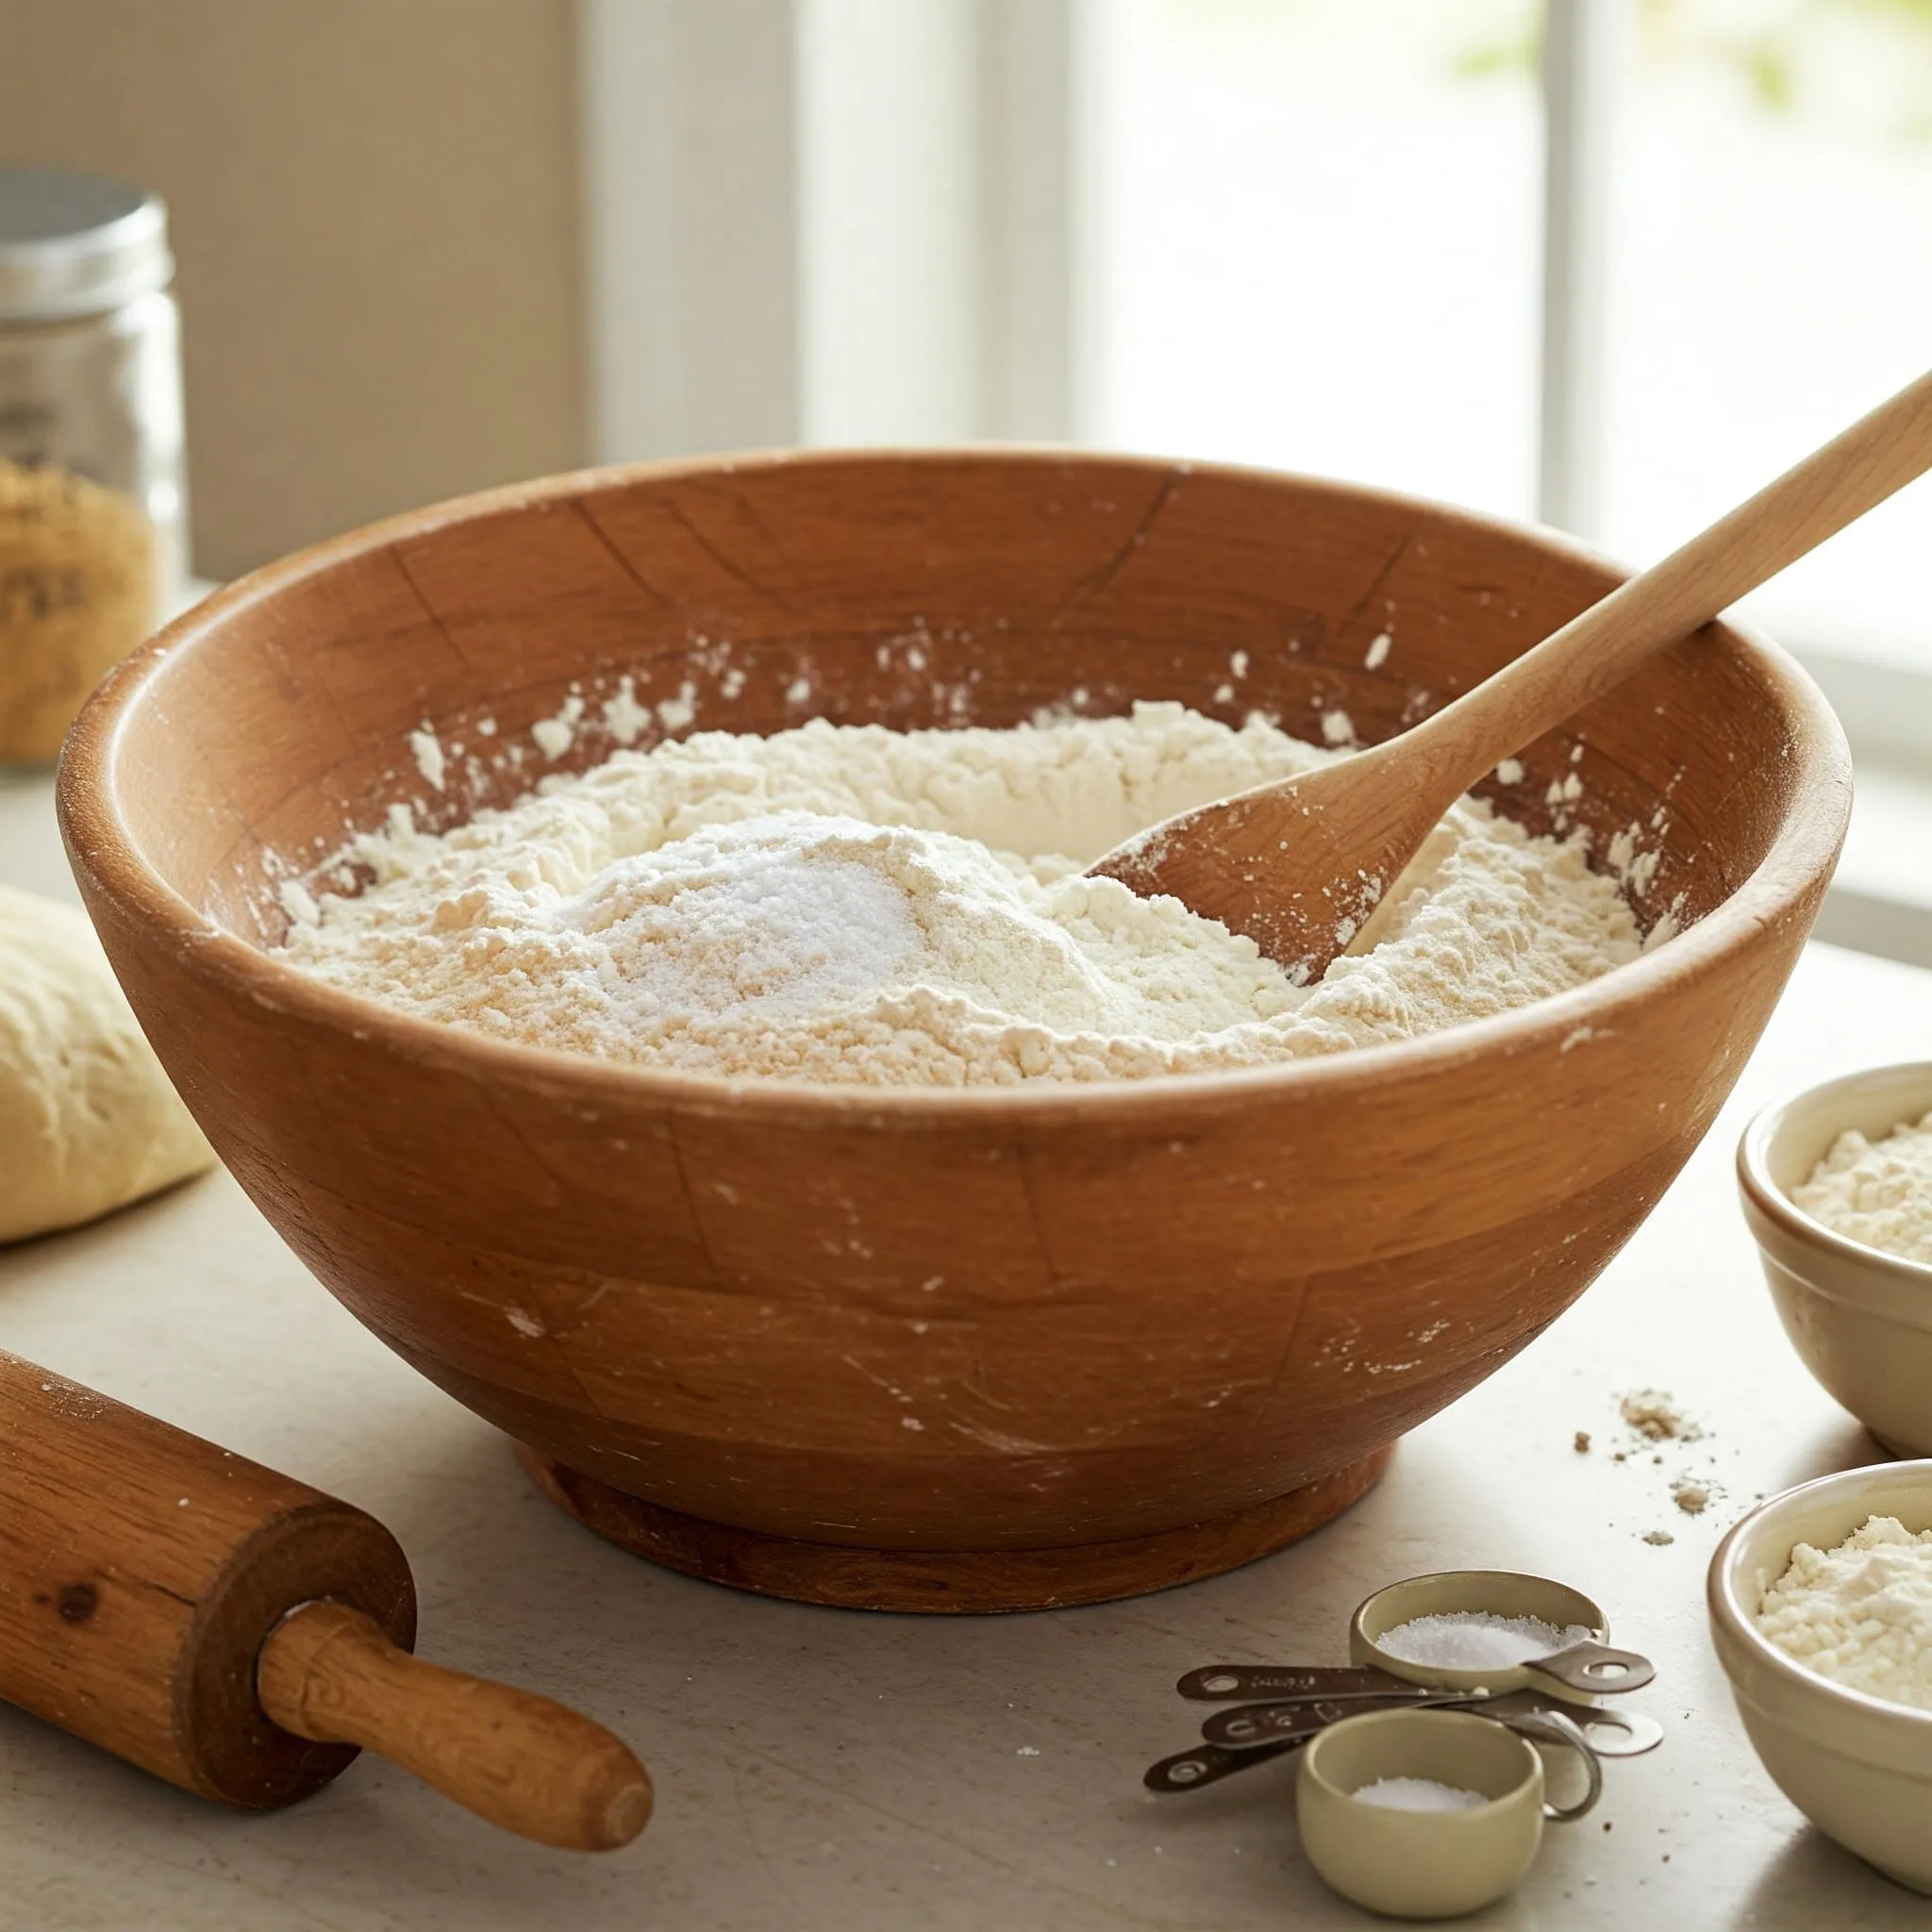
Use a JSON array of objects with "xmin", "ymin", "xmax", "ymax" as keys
[{"xmin": 0, "ymin": 167, "xmax": 187, "ymax": 767}]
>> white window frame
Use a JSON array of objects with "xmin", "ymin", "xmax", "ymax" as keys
[
  {"xmin": 1536, "ymin": 0, "xmax": 1932, "ymax": 959},
  {"xmin": 578, "ymin": 0, "xmax": 1932, "ymax": 958},
  {"xmin": 577, "ymin": 0, "xmax": 1074, "ymax": 458}
]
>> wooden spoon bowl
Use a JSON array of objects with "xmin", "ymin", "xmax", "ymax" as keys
[{"xmin": 58, "ymin": 451, "xmax": 1849, "ymax": 1612}]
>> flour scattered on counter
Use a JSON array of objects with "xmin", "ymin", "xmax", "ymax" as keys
[
  {"xmin": 277, "ymin": 703, "xmax": 1651, "ymax": 1086},
  {"xmin": 1620, "ymin": 1391, "xmax": 1701, "ymax": 1442},
  {"xmin": 1791, "ymin": 1110, "xmax": 1932, "ymax": 1267},
  {"xmin": 1602, "ymin": 1386, "xmax": 1723, "ymax": 1533},
  {"xmin": 1757, "ymin": 1515, "xmax": 1932, "ymax": 1709}
]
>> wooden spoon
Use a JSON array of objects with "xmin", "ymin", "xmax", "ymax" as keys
[{"xmin": 1091, "ymin": 367, "xmax": 1932, "ymax": 981}]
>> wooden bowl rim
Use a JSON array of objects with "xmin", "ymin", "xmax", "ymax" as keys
[{"xmin": 58, "ymin": 444, "xmax": 1852, "ymax": 1127}]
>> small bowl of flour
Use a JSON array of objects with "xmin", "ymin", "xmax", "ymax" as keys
[
  {"xmin": 1740, "ymin": 1063, "xmax": 1932, "ymax": 1457},
  {"xmin": 1710, "ymin": 1461, "xmax": 1932, "ymax": 1892}
]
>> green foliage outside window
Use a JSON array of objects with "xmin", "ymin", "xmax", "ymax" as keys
[{"xmin": 1455, "ymin": 0, "xmax": 1932, "ymax": 139}]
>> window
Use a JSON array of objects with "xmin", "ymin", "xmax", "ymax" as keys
[
  {"xmin": 1596, "ymin": 0, "xmax": 1932, "ymax": 674},
  {"xmin": 1085, "ymin": 0, "xmax": 1932, "ymax": 657},
  {"xmin": 581, "ymin": 0, "xmax": 1932, "ymax": 956},
  {"xmin": 1077, "ymin": 0, "xmax": 1932, "ymax": 957},
  {"xmin": 1084, "ymin": 0, "xmax": 1543, "ymax": 520}
]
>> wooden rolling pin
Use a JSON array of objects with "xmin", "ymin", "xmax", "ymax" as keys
[{"xmin": 0, "ymin": 1350, "xmax": 650, "ymax": 1850}]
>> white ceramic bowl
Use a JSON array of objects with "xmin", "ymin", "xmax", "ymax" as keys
[
  {"xmin": 1709, "ymin": 1462, "xmax": 1932, "ymax": 1892},
  {"xmin": 1738, "ymin": 1063, "xmax": 1932, "ymax": 1457}
]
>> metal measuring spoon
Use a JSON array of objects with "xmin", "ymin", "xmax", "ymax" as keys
[
  {"xmin": 1144, "ymin": 1694, "xmax": 1658, "ymax": 1794},
  {"xmin": 1201, "ymin": 1690, "xmax": 1666, "ymax": 1754},
  {"xmin": 1176, "ymin": 1570, "xmax": 1652, "ymax": 1708},
  {"xmin": 1350, "ymin": 1568, "xmax": 1653, "ymax": 1696},
  {"xmin": 1177, "ymin": 1643, "xmax": 1652, "ymax": 1706}
]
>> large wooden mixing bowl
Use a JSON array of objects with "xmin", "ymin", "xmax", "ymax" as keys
[{"xmin": 59, "ymin": 452, "xmax": 1849, "ymax": 1611}]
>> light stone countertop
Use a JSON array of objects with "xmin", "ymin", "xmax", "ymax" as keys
[{"xmin": 5, "ymin": 768, "xmax": 1932, "ymax": 1931}]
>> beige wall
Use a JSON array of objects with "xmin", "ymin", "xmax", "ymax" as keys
[{"xmin": 0, "ymin": 0, "xmax": 586, "ymax": 578}]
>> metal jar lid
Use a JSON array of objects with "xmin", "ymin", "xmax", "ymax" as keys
[{"xmin": 0, "ymin": 167, "xmax": 174, "ymax": 324}]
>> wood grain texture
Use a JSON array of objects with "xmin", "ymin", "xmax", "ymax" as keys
[
  {"xmin": 0, "ymin": 1349, "xmax": 415, "ymax": 1807},
  {"xmin": 55, "ymin": 450, "xmax": 1851, "ymax": 1603},
  {"xmin": 258, "ymin": 1602, "xmax": 651, "ymax": 1849},
  {"xmin": 1096, "ymin": 367, "xmax": 1932, "ymax": 977},
  {"xmin": 517, "ymin": 1441, "xmax": 1392, "ymax": 1613}
]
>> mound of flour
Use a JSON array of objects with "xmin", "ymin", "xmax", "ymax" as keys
[
  {"xmin": 1791, "ymin": 1110, "xmax": 1932, "ymax": 1266},
  {"xmin": 279, "ymin": 704, "xmax": 1645, "ymax": 1086},
  {"xmin": 1757, "ymin": 1514, "xmax": 1932, "ymax": 1708}
]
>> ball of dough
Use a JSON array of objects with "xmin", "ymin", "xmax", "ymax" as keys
[{"xmin": 0, "ymin": 883, "xmax": 215, "ymax": 1243}]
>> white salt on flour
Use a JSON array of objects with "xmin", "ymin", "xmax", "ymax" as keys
[{"xmin": 279, "ymin": 703, "xmax": 1647, "ymax": 1086}]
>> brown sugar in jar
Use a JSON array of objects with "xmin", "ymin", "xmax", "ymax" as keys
[
  {"xmin": 0, "ymin": 168, "xmax": 185, "ymax": 766},
  {"xmin": 0, "ymin": 458, "xmax": 156, "ymax": 762}
]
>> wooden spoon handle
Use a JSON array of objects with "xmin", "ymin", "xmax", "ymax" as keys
[
  {"xmin": 1419, "ymin": 364, "xmax": 1932, "ymax": 788},
  {"xmin": 257, "ymin": 1601, "xmax": 651, "ymax": 1851}
]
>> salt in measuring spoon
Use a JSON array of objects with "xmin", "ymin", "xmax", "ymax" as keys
[
  {"xmin": 1176, "ymin": 1570, "xmax": 1651, "ymax": 1705},
  {"xmin": 1353, "ymin": 1570, "xmax": 1650, "ymax": 1697}
]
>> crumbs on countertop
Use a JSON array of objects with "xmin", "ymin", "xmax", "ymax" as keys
[
  {"xmin": 1620, "ymin": 1390, "xmax": 1703, "ymax": 1441},
  {"xmin": 1577, "ymin": 1388, "xmax": 1724, "ymax": 1536}
]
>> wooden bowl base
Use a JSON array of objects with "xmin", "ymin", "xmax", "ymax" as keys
[{"xmin": 513, "ymin": 1441, "xmax": 1393, "ymax": 1613}]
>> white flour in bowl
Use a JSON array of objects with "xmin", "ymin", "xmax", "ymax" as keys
[
  {"xmin": 1790, "ymin": 1110, "xmax": 1932, "ymax": 1266},
  {"xmin": 1756, "ymin": 1514, "xmax": 1932, "ymax": 1709},
  {"xmin": 278, "ymin": 703, "xmax": 1650, "ymax": 1086}
]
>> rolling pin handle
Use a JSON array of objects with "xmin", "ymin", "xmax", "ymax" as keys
[{"xmin": 256, "ymin": 1600, "xmax": 651, "ymax": 1851}]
